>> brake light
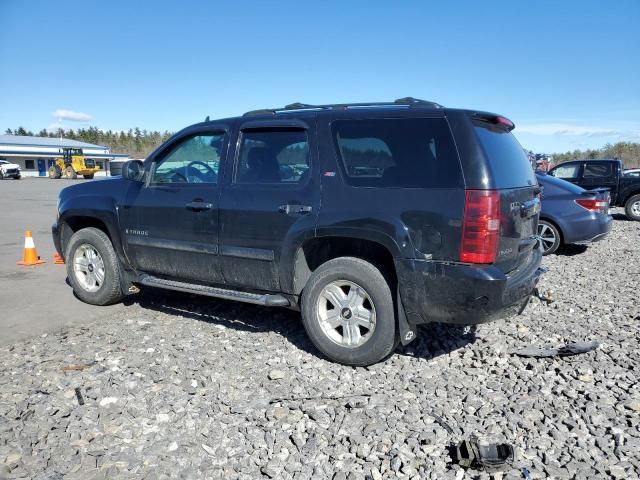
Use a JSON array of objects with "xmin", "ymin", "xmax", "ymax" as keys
[
  {"xmin": 460, "ymin": 190, "xmax": 501, "ymax": 264},
  {"xmin": 575, "ymin": 198, "xmax": 608, "ymax": 213},
  {"xmin": 495, "ymin": 116, "xmax": 515, "ymax": 130}
]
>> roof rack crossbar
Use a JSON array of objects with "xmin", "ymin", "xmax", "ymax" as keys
[{"xmin": 243, "ymin": 97, "xmax": 442, "ymax": 116}]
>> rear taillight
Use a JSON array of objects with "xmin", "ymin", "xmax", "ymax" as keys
[
  {"xmin": 460, "ymin": 190, "xmax": 501, "ymax": 264},
  {"xmin": 575, "ymin": 198, "xmax": 608, "ymax": 213}
]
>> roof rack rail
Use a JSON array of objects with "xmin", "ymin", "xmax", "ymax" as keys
[{"xmin": 243, "ymin": 97, "xmax": 442, "ymax": 116}]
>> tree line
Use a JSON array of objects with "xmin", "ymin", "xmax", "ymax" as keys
[
  {"xmin": 4, "ymin": 126, "xmax": 173, "ymax": 158},
  {"xmin": 551, "ymin": 142, "xmax": 640, "ymax": 168},
  {"xmin": 4, "ymin": 126, "xmax": 640, "ymax": 168}
]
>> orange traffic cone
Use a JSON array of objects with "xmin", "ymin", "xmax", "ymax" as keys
[
  {"xmin": 16, "ymin": 230, "xmax": 46, "ymax": 266},
  {"xmin": 54, "ymin": 253, "xmax": 65, "ymax": 264}
]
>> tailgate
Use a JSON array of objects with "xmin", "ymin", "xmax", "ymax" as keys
[
  {"xmin": 470, "ymin": 116, "xmax": 540, "ymax": 274},
  {"xmin": 494, "ymin": 187, "xmax": 540, "ymax": 273}
]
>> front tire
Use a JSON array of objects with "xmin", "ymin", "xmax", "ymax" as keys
[
  {"xmin": 83, "ymin": 174, "xmax": 95, "ymax": 179},
  {"xmin": 64, "ymin": 166, "xmax": 77, "ymax": 179},
  {"xmin": 538, "ymin": 219, "xmax": 561, "ymax": 255},
  {"xmin": 65, "ymin": 227, "xmax": 125, "ymax": 305},
  {"xmin": 625, "ymin": 194, "xmax": 640, "ymax": 221},
  {"xmin": 301, "ymin": 257, "xmax": 397, "ymax": 366}
]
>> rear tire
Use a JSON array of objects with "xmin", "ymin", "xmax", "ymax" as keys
[
  {"xmin": 64, "ymin": 166, "xmax": 77, "ymax": 179},
  {"xmin": 301, "ymin": 257, "xmax": 397, "ymax": 366},
  {"xmin": 65, "ymin": 227, "xmax": 125, "ymax": 306},
  {"xmin": 48, "ymin": 165, "xmax": 62, "ymax": 179},
  {"xmin": 624, "ymin": 194, "xmax": 640, "ymax": 221},
  {"xmin": 538, "ymin": 219, "xmax": 561, "ymax": 255},
  {"xmin": 83, "ymin": 174, "xmax": 95, "ymax": 179}
]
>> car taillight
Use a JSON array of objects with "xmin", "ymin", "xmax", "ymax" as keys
[
  {"xmin": 575, "ymin": 198, "xmax": 608, "ymax": 213},
  {"xmin": 460, "ymin": 190, "xmax": 501, "ymax": 264}
]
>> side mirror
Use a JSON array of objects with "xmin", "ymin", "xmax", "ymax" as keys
[{"xmin": 121, "ymin": 160, "xmax": 145, "ymax": 182}]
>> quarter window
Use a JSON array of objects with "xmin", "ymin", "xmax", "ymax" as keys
[
  {"xmin": 236, "ymin": 129, "xmax": 310, "ymax": 184},
  {"xmin": 331, "ymin": 118, "xmax": 462, "ymax": 188},
  {"xmin": 151, "ymin": 133, "xmax": 225, "ymax": 184}
]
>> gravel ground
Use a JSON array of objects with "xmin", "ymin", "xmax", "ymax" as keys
[{"xmin": 1, "ymin": 210, "xmax": 639, "ymax": 479}]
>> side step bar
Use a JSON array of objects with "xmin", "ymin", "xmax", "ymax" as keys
[{"xmin": 138, "ymin": 275, "xmax": 290, "ymax": 307}]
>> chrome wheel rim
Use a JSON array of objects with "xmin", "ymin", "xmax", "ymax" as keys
[
  {"xmin": 538, "ymin": 223, "xmax": 556, "ymax": 253},
  {"xmin": 73, "ymin": 244, "xmax": 105, "ymax": 292},
  {"xmin": 632, "ymin": 201, "xmax": 640, "ymax": 216},
  {"xmin": 317, "ymin": 280, "xmax": 376, "ymax": 348}
]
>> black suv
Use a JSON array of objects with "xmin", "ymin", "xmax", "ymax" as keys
[{"xmin": 53, "ymin": 98, "xmax": 544, "ymax": 366}]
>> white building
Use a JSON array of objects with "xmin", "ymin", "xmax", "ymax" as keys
[{"xmin": 0, "ymin": 135, "xmax": 129, "ymax": 177}]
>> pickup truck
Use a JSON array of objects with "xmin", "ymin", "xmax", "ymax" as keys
[{"xmin": 548, "ymin": 159, "xmax": 640, "ymax": 221}]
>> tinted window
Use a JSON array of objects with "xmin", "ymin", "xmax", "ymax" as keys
[
  {"xmin": 25, "ymin": 160, "xmax": 35, "ymax": 169},
  {"xmin": 583, "ymin": 163, "xmax": 612, "ymax": 178},
  {"xmin": 473, "ymin": 121, "xmax": 536, "ymax": 188},
  {"xmin": 551, "ymin": 163, "xmax": 581, "ymax": 179},
  {"xmin": 331, "ymin": 118, "xmax": 461, "ymax": 188},
  {"xmin": 151, "ymin": 133, "xmax": 224, "ymax": 184},
  {"xmin": 236, "ymin": 129, "xmax": 310, "ymax": 184}
]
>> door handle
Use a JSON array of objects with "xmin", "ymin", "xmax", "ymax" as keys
[
  {"xmin": 185, "ymin": 201, "xmax": 213, "ymax": 212},
  {"xmin": 279, "ymin": 204, "xmax": 312, "ymax": 215}
]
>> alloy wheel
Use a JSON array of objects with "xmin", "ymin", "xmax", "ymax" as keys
[
  {"xmin": 316, "ymin": 280, "xmax": 376, "ymax": 348},
  {"xmin": 72, "ymin": 243, "xmax": 105, "ymax": 292}
]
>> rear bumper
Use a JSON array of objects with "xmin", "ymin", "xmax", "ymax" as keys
[
  {"xmin": 396, "ymin": 246, "xmax": 544, "ymax": 325},
  {"xmin": 570, "ymin": 214, "xmax": 613, "ymax": 245}
]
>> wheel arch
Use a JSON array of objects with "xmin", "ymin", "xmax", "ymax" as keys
[
  {"xmin": 622, "ymin": 190, "xmax": 640, "ymax": 207},
  {"xmin": 58, "ymin": 203, "xmax": 125, "ymax": 264},
  {"xmin": 290, "ymin": 235, "xmax": 399, "ymax": 296}
]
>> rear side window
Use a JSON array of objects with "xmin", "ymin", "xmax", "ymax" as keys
[
  {"xmin": 473, "ymin": 121, "xmax": 536, "ymax": 188},
  {"xmin": 331, "ymin": 118, "xmax": 462, "ymax": 188},
  {"xmin": 236, "ymin": 129, "xmax": 310, "ymax": 184},
  {"xmin": 584, "ymin": 163, "xmax": 612, "ymax": 178}
]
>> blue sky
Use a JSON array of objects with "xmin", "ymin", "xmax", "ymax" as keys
[{"xmin": 1, "ymin": 0, "xmax": 638, "ymax": 153}]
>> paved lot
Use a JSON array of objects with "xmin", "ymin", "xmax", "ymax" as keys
[
  {"xmin": 0, "ymin": 182, "xmax": 639, "ymax": 478},
  {"xmin": 0, "ymin": 178, "xmax": 123, "ymax": 346}
]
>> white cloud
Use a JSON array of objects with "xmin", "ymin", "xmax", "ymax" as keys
[
  {"xmin": 517, "ymin": 122, "xmax": 640, "ymax": 140},
  {"xmin": 51, "ymin": 109, "xmax": 93, "ymax": 122}
]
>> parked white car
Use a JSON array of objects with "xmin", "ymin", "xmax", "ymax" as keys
[{"xmin": 0, "ymin": 160, "xmax": 21, "ymax": 179}]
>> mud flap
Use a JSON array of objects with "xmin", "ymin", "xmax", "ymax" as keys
[{"xmin": 397, "ymin": 286, "xmax": 417, "ymax": 345}]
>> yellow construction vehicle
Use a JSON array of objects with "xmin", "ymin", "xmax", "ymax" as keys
[{"xmin": 48, "ymin": 148, "xmax": 101, "ymax": 179}]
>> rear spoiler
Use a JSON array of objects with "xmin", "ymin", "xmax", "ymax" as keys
[
  {"xmin": 472, "ymin": 112, "xmax": 516, "ymax": 131},
  {"xmin": 585, "ymin": 187, "xmax": 611, "ymax": 203},
  {"xmin": 586, "ymin": 187, "xmax": 610, "ymax": 194}
]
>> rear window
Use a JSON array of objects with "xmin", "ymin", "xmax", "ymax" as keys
[
  {"xmin": 331, "ymin": 118, "xmax": 462, "ymax": 188},
  {"xmin": 473, "ymin": 120, "xmax": 536, "ymax": 188}
]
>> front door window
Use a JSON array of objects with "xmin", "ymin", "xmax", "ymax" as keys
[{"xmin": 151, "ymin": 134, "xmax": 224, "ymax": 184}]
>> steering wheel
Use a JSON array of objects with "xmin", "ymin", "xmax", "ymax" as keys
[{"xmin": 186, "ymin": 161, "xmax": 216, "ymax": 182}]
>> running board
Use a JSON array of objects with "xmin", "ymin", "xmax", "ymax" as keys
[{"xmin": 138, "ymin": 275, "xmax": 290, "ymax": 307}]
